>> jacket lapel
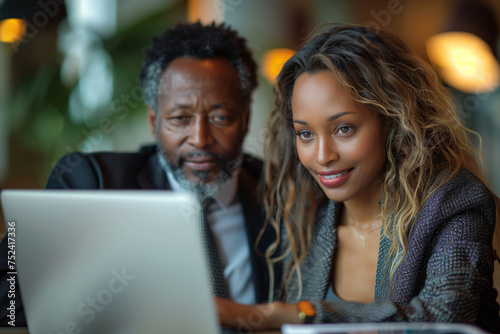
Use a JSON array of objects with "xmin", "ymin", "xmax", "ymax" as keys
[
  {"xmin": 300, "ymin": 201, "xmax": 338, "ymax": 300},
  {"xmin": 374, "ymin": 232, "xmax": 391, "ymax": 301},
  {"xmin": 136, "ymin": 152, "xmax": 170, "ymax": 190},
  {"xmin": 285, "ymin": 201, "xmax": 337, "ymax": 302}
]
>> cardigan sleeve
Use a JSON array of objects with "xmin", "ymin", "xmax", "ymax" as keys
[{"xmin": 306, "ymin": 170, "xmax": 500, "ymax": 332}]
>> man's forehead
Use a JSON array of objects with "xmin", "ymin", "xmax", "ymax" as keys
[
  {"xmin": 157, "ymin": 57, "xmax": 242, "ymax": 94},
  {"xmin": 161, "ymin": 57, "xmax": 237, "ymax": 78}
]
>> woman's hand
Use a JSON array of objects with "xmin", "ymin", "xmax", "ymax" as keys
[{"xmin": 215, "ymin": 297, "xmax": 301, "ymax": 331}]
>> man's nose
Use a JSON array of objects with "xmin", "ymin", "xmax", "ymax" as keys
[{"xmin": 187, "ymin": 117, "xmax": 214, "ymax": 149}]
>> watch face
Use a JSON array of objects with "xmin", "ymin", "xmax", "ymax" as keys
[
  {"xmin": 298, "ymin": 301, "xmax": 315, "ymax": 314},
  {"xmin": 297, "ymin": 301, "xmax": 316, "ymax": 323}
]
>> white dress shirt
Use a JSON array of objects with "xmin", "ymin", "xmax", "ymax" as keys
[{"xmin": 165, "ymin": 169, "xmax": 256, "ymax": 304}]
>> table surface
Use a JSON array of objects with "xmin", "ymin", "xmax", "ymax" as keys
[{"xmin": 0, "ymin": 328, "xmax": 281, "ymax": 334}]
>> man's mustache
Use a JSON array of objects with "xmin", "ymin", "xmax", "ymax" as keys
[{"xmin": 178, "ymin": 151, "xmax": 223, "ymax": 167}]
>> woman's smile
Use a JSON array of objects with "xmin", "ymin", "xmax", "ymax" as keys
[{"xmin": 292, "ymin": 71, "xmax": 387, "ymax": 204}]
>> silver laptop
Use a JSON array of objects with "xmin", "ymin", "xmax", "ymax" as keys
[{"xmin": 1, "ymin": 189, "xmax": 220, "ymax": 334}]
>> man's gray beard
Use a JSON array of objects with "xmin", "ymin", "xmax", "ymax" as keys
[{"xmin": 156, "ymin": 147, "xmax": 242, "ymax": 202}]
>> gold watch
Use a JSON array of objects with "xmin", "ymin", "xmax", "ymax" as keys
[{"xmin": 297, "ymin": 301, "xmax": 316, "ymax": 324}]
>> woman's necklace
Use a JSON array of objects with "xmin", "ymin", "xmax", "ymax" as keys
[{"xmin": 348, "ymin": 215, "xmax": 382, "ymax": 248}]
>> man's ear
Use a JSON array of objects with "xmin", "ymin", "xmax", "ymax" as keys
[{"xmin": 147, "ymin": 106, "xmax": 157, "ymax": 139}]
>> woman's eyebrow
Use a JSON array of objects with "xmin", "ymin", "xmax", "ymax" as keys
[
  {"xmin": 293, "ymin": 111, "xmax": 355, "ymax": 125},
  {"xmin": 327, "ymin": 111, "xmax": 355, "ymax": 122}
]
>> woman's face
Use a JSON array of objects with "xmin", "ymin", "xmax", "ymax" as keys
[{"xmin": 291, "ymin": 71, "xmax": 387, "ymax": 204}]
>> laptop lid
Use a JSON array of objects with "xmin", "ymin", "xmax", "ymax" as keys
[{"xmin": 1, "ymin": 189, "xmax": 219, "ymax": 334}]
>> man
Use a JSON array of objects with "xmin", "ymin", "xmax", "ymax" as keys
[{"xmin": 0, "ymin": 21, "xmax": 279, "ymax": 325}]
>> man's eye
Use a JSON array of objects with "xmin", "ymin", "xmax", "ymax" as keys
[
  {"xmin": 210, "ymin": 114, "xmax": 232, "ymax": 125},
  {"xmin": 169, "ymin": 116, "xmax": 189, "ymax": 122},
  {"xmin": 166, "ymin": 116, "xmax": 191, "ymax": 126}
]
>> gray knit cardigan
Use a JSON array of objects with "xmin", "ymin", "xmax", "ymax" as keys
[{"xmin": 284, "ymin": 169, "xmax": 500, "ymax": 333}]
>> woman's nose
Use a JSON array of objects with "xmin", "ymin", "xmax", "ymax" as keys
[{"xmin": 316, "ymin": 138, "xmax": 339, "ymax": 166}]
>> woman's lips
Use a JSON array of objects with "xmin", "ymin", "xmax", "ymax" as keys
[{"xmin": 317, "ymin": 168, "xmax": 353, "ymax": 187}]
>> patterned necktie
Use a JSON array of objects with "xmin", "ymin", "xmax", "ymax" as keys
[{"xmin": 200, "ymin": 198, "xmax": 229, "ymax": 298}]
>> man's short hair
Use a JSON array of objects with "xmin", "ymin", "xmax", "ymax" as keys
[{"xmin": 139, "ymin": 21, "xmax": 258, "ymax": 113}]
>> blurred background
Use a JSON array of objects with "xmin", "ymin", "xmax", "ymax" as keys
[{"xmin": 1, "ymin": 0, "xmax": 500, "ymax": 232}]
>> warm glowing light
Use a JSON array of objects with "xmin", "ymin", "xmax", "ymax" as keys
[
  {"xmin": 426, "ymin": 32, "xmax": 500, "ymax": 94},
  {"xmin": 188, "ymin": 0, "xmax": 222, "ymax": 23},
  {"xmin": 262, "ymin": 48, "xmax": 295, "ymax": 83},
  {"xmin": 0, "ymin": 19, "xmax": 26, "ymax": 43},
  {"xmin": 452, "ymin": 49, "xmax": 478, "ymax": 75}
]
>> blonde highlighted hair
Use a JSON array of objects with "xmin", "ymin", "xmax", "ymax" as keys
[{"xmin": 262, "ymin": 24, "xmax": 500, "ymax": 299}]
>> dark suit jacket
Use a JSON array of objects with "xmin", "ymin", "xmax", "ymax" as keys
[{"xmin": 0, "ymin": 145, "xmax": 279, "ymax": 326}]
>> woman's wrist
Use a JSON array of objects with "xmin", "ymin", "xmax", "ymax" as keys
[
  {"xmin": 259, "ymin": 301, "xmax": 302, "ymax": 329},
  {"xmin": 216, "ymin": 298, "xmax": 302, "ymax": 330}
]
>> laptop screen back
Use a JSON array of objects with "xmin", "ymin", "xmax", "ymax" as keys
[{"xmin": 1, "ymin": 189, "xmax": 219, "ymax": 334}]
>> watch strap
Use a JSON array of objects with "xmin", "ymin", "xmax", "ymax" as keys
[{"xmin": 297, "ymin": 301, "xmax": 316, "ymax": 324}]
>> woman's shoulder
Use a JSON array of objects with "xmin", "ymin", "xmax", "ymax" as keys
[
  {"xmin": 415, "ymin": 168, "xmax": 496, "ymax": 240},
  {"xmin": 437, "ymin": 168, "xmax": 491, "ymax": 194},
  {"xmin": 427, "ymin": 168, "xmax": 495, "ymax": 213}
]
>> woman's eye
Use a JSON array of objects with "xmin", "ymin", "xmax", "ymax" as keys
[
  {"xmin": 297, "ymin": 131, "xmax": 313, "ymax": 140},
  {"xmin": 337, "ymin": 126, "xmax": 352, "ymax": 135}
]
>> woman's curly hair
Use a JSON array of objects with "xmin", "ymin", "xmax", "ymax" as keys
[{"xmin": 262, "ymin": 24, "xmax": 500, "ymax": 299}]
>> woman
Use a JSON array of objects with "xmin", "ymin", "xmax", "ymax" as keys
[{"xmin": 217, "ymin": 24, "xmax": 500, "ymax": 332}]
